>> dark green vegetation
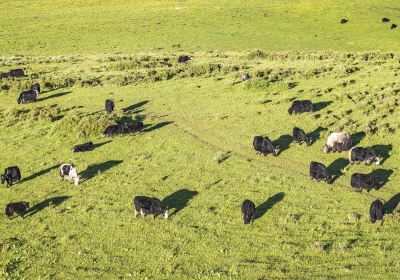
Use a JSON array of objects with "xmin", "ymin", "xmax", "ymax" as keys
[
  {"xmin": 0, "ymin": 52, "xmax": 399, "ymax": 278},
  {"xmin": 1, "ymin": 0, "xmax": 400, "ymax": 56}
]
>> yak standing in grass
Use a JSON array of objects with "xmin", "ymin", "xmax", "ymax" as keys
[
  {"xmin": 178, "ymin": 55, "xmax": 192, "ymax": 63},
  {"xmin": 310, "ymin": 162, "xmax": 333, "ymax": 184},
  {"xmin": 350, "ymin": 173, "xmax": 380, "ymax": 192},
  {"xmin": 103, "ymin": 124, "xmax": 125, "ymax": 137},
  {"xmin": 105, "ymin": 99, "xmax": 114, "ymax": 114},
  {"xmin": 288, "ymin": 100, "xmax": 314, "ymax": 115},
  {"xmin": 133, "ymin": 196, "xmax": 169, "ymax": 219},
  {"xmin": 5, "ymin": 202, "xmax": 29, "ymax": 219},
  {"xmin": 241, "ymin": 199, "xmax": 256, "ymax": 224},
  {"xmin": 323, "ymin": 132, "xmax": 352, "ymax": 153},
  {"xmin": 253, "ymin": 136, "xmax": 278, "ymax": 156},
  {"xmin": 127, "ymin": 121, "xmax": 144, "ymax": 134},
  {"xmin": 348, "ymin": 147, "xmax": 380, "ymax": 165},
  {"xmin": 292, "ymin": 127, "xmax": 311, "ymax": 146},
  {"xmin": 17, "ymin": 90, "xmax": 37, "ymax": 104},
  {"xmin": 0, "ymin": 69, "xmax": 24, "ymax": 79},
  {"xmin": 370, "ymin": 199, "xmax": 384, "ymax": 224},
  {"xmin": 1, "ymin": 166, "xmax": 22, "ymax": 187},
  {"xmin": 59, "ymin": 164, "xmax": 80, "ymax": 185},
  {"xmin": 72, "ymin": 141, "xmax": 94, "ymax": 152}
]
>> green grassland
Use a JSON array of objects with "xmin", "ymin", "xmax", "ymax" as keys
[
  {"xmin": 0, "ymin": 52, "xmax": 399, "ymax": 279},
  {"xmin": 1, "ymin": 0, "xmax": 400, "ymax": 56}
]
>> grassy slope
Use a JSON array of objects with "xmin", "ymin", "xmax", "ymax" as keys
[
  {"xmin": 0, "ymin": 54, "xmax": 399, "ymax": 278},
  {"xmin": 1, "ymin": 0, "xmax": 400, "ymax": 56}
]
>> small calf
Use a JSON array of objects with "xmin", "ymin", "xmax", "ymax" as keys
[
  {"xmin": 105, "ymin": 99, "xmax": 114, "ymax": 114},
  {"xmin": 292, "ymin": 127, "xmax": 311, "ymax": 146},
  {"xmin": 370, "ymin": 199, "xmax": 384, "ymax": 224},
  {"xmin": 288, "ymin": 100, "xmax": 313, "ymax": 115},
  {"xmin": 133, "ymin": 196, "xmax": 169, "ymax": 219},
  {"xmin": 5, "ymin": 202, "xmax": 29, "ymax": 219},
  {"xmin": 241, "ymin": 199, "xmax": 256, "ymax": 224},
  {"xmin": 127, "ymin": 121, "xmax": 144, "ymax": 134},
  {"xmin": 103, "ymin": 124, "xmax": 125, "ymax": 137},
  {"xmin": 310, "ymin": 161, "xmax": 333, "ymax": 184},
  {"xmin": 59, "ymin": 164, "xmax": 80, "ymax": 185},
  {"xmin": 348, "ymin": 147, "xmax": 380, "ymax": 165},
  {"xmin": 1, "ymin": 166, "xmax": 22, "ymax": 187},
  {"xmin": 178, "ymin": 55, "xmax": 193, "ymax": 63},
  {"xmin": 72, "ymin": 141, "xmax": 94, "ymax": 152},
  {"xmin": 351, "ymin": 173, "xmax": 380, "ymax": 192},
  {"xmin": 253, "ymin": 136, "xmax": 278, "ymax": 156}
]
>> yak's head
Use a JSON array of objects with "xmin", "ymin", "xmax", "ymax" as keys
[
  {"xmin": 162, "ymin": 206, "xmax": 169, "ymax": 219},
  {"xmin": 323, "ymin": 145, "xmax": 332, "ymax": 154},
  {"xmin": 0, "ymin": 174, "xmax": 5, "ymax": 184},
  {"xmin": 23, "ymin": 201, "xmax": 30, "ymax": 209}
]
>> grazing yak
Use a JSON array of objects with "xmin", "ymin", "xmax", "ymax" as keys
[
  {"xmin": 348, "ymin": 147, "xmax": 380, "ymax": 165},
  {"xmin": 341, "ymin": 18, "xmax": 348, "ymax": 24},
  {"xmin": 292, "ymin": 127, "xmax": 311, "ymax": 146},
  {"xmin": 178, "ymin": 55, "xmax": 192, "ymax": 63},
  {"xmin": 370, "ymin": 199, "xmax": 384, "ymax": 224},
  {"xmin": 0, "ymin": 69, "xmax": 24, "ymax": 79},
  {"xmin": 242, "ymin": 73, "xmax": 251, "ymax": 81},
  {"xmin": 288, "ymin": 100, "xmax": 313, "ymax": 114},
  {"xmin": 31, "ymin": 83, "xmax": 41, "ymax": 96},
  {"xmin": 253, "ymin": 136, "xmax": 278, "ymax": 156},
  {"xmin": 391, "ymin": 24, "xmax": 398, "ymax": 29},
  {"xmin": 133, "ymin": 196, "xmax": 169, "ymax": 219},
  {"xmin": 310, "ymin": 162, "xmax": 333, "ymax": 184},
  {"xmin": 5, "ymin": 202, "xmax": 29, "ymax": 219},
  {"xmin": 351, "ymin": 173, "xmax": 380, "ymax": 192},
  {"xmin": 323, "ymin": 132, "xmax": 352, "ymax": 153},
  {"xmin": 103, "ymin": 124, "xmax": 125, "ymax": 137},
  {"xmin": 127, "ymin": 121, "xmax": 144, "ymax": 134},
  {"xmin": 72, "ymin": 141, "xmax": 94, "ymax": 152},
  {"xmin": 17, "ymin": 90, "xmax": 37, "ymax": 104},
  {"xmin": 59, "ymin": 164, "xmax": 80, "ymax": 185},
  {"xmin": 382, "ymin": 18, "xmax": 390, "ymax": 23},
  {"xmin": 241, "ymin": 199, "xmax": 256, "ymax": 224},
  {"xmin": 1, "ymin": 166, "xmax": 22, "ymax": 187},
  {"xmin": 105, "ymin": 99, "xmax": 114, "ymax": 114}
]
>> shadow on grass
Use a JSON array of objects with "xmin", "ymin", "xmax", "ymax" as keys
[
  {"xmin": 123, "ymin": 100, "xmax": 149, "ymax": 114},
  {"xmin": 372, "ymin": 144, "xmax": 392, "ymax": 164},
  {"xmin": 352, "ymin": 131, "xmax": 366, "ymax": 146},
  {"xmin": 372, "ymin": 168, "xmax": 393, "ymax": 188},
  {"xmin": 38, "ymin": 91, "xmax": 71, "ymax": 102},
  {"xmin": 81, "ymin": 160, "xmax": 123, "ymax": 181},
  {"xmin": 255, "ymin": 192, "xmax": 285, "ymax": 219},
  {"xmin": 163, "ymin": 189, "xmax": 198, "ymax": 216},
  {"xmin": 327, "ymin": 158, "xmax": 349, "ymax": 183},
  {"xmin": 92, "ymin": 141, "xmax": 112, "ymax": 150},
  {"xmin": 26, "ymin": 196, "xmax": 71, "ymax": 217},
  {"xmin": 313, "ymin": 101, "xmax": 332, "ymax": 112},
  {"xmin": 385, "ymin": 193, "xmax": 400, "ymax": 214},
  {"xmin": 273, "ymin": 134, "xmax": 292, "ymax": 155},
  {"xmin": 143, "ymin": 121, "xmax": 174, "ymax": 133},
  {"xmin": 308, "ymin": 126, "xmax": 327, "ymax": 145},
  {"xmin": 23, "ymin": 164, "xmax": 60, "ymax": 183}
]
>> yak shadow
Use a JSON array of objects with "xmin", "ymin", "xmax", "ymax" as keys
[
  {"xmin": 26, "ymin": 196, "xmax": 71, "ymax": 217},
  {"xmin": 372, "ymin": 168, "xmax": 393, "ymax": 188},
  {"xmin": 22, "ymin": 164, "xmax": 59, "ymax": 183},
  {"xmin": 81, "ymin": 160, "xmax": 123, "ymax": 181},
  {"xmin": 255, "ymin": 192, "xmax": 285, "ymax": 219},
  {"xmin": 38, "ymin": 91, "xmax": 71, "ymax": 102},
  {"xmin": 143, "ymin": 121, "xmax": 173, "ymax": 133},
  {"xmin": 372, "ymin": 144, "xmax": 392, "ymax": 164},
  {"xmin": 313, "ymin": 101, "xmax": 332, "ymax": 112},
  {"xmin": 162, "ymin": 189, "xmax": 198, "ymax": 216},
  {"xmin": 327, "ymin": 158, "xmax": 349, "ymax": 183},
  {"xmin": 385, "ymin": 193, "xmax": 400, "ymax": 214},
  {"xmin": 273, "ymin": 134, "xmax": 293, "ymax": 155},
  {"xmin": 92, "ymin": 141, "xmax": 112, "ymax": 150},
  {"xmin": 351, "ymin": 131, "xmax": 366, "ymax": 146},
  {"xmin": 308, "ymin": 126, "xmax": 327, "ymax": 145},
  {"xmin": 123, "ymin": 100, "xmax": 149, "ymax": 114}
]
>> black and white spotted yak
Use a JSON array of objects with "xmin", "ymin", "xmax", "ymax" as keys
[
  {"xmin": 241, "ymin": 199, "xmax": 256, "ymax": 224},
  {"xmin": 1, "ymin": 166, "xmax": 22, "ymax": 187},
  {"xmin": 72, "ymin": 141, "xmax": 94, "ymax": 152},
  {"xmin": 370, "ymin": 199, "xmax": 384, "ymax": 224},
  {"xmin": 323, "ymin": 132, "xmax": 352, "ymax": 153},
  {"xmin": 350, "ymin": 173, "xmax": 381, "ymax": 192},
  {"xmin": 5, "ymin": 201, "xmax": 29, "ymax": 219},
  {"xmin": 59, "ymin": 164, "xmax": 80, "ymax": 185},
  {"xmin": 133, "ymin": 196, "xmax": 169, "ymax": 219},
  {"xmin": 105, "ymin": 99, "xmax": 114, "ymax": 114},
  {"xmin": 17, "ymin": 89, "xmax": 37, "ymax": 104},
  {"xmin": 310, "ymin": 161, "xmax": 333, "ymax": 184},
  {"xmin": 288, "ymin": 100, "xmax": 314, "ymax": 115},
  {"xmin": 292, "ymin": 127, "xmax": 311, "ymax": 146},
  {"xmin": 253, "ymin": 136, "xmax": 278, "ymax": 156},
  {"xmin": 348, "ymin": 147, "xmax": 380, "ymax": 165}
]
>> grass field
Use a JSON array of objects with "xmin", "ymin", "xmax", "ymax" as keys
[{"xmin": 1, "ymin": 0, "xmax": 400, "ymax": 279}]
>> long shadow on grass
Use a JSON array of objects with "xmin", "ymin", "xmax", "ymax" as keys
[
  {"xmin": 313, "ymin": 101, "xmax": 332, "ymax": 112},
  {"xmin": 256, "ymin": 192, "xmax": 285, "ymax": 219},
  {"xmin": 308, "ymin": 126, "xmax": 327, "ymax": 145},
  {"xmin": 162, "ymin": 189, "xmax": 198, "ymax": 216},
  {"xmin": 143, "ymin": 121, "xmax": 174, "ymax": 133},
  {"xmin": 81, "ymin": 160, "xmax": 123, "ymax": 181},
  {"xmin": 372, "ymin": 144, "xmax": 392, "ymax": 164},
  {"xmin": 273, "ymin": 134, "xmax": 292, "ymax": 155},
  {"xmin": 92, "ymin": 140, "xmax": 112, "ymax": 150},
  {"xmin": 385, "ymin": 193, "xmax": 400, "ymax": 214},
  {"xmin": 372, "ymin": 168, "xmax": 393, "ymax": 188},
  {"xmin": 352, "ymin": 131, "xmax": 366, "ymax": 147},
  {"xmin": 327, "ymin": 158, "xmax": 349, "ymax": 183},
  {"xmin": 123, "ymin": 100, "xmax": 149, "ymax": 114},
  {"xmin": 38, "ymin": 91, "xmax": 71, "ymax": 102},
  {"xmin": 26, "ymin": 196, "xmax": 71, "ymax": 217},
  {"xmin": 22, "ymin": 164, "xmax": 60, "ymax": 183}
]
